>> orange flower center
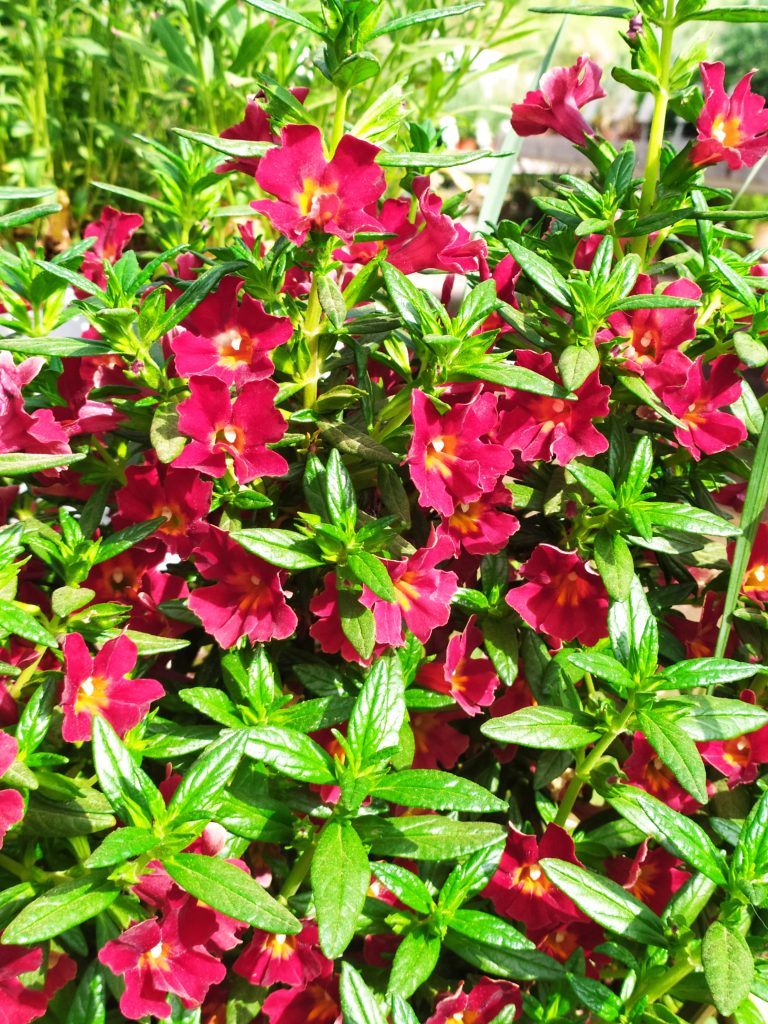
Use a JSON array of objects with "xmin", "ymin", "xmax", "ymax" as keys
[
  {"xmin": 446, "ymin": 1012, "xmax": 481, "ymax": 1024},
  {"xmin": 511, "ymin": 861, "xmax": 551, "ymax": 897},
  {"xmin": 264, "ymin": 933, "xmax": 298, "ymax": 960},
  {"xmin": 394, "ymin": 571, "xmax": 421, "ymax": 612},
  {"xmin": 425, "ymin": 434, "xmax": 459, "ymax": 479},
  {"xmin": 155, "ymin": 502, "xmax": 186, "ymax": 535},
  {"xmin": 215, "ymin": 328, "xmax": 254, "ymax": 366},
  {"xmin": 712, "ymin": 114, "xmax": 743, "ymax": 148},
  {"xmin": 214, "ymin": 423, "xmax": 244, "ymax": 451},
  {"xmin": 448, "ymin": 501, "xmax": 483, "ymax": 536},
  {"xmin": 297, "ymin": 178, "xmax": 341, "ymax": 226},
  {"xmin": 139, "ymin": 940, "xmax": 171, "ymax": 972},
  {"xmin": 537, "ymin": 926, "xmax": 579, "ymax": 962},
  {"xmin": 530, "ymin": 397, "xmax": 570, "ymax": 435},
  {"xmin": 743, "ymin": 562, "xmax": 768, "ymax": 594},
  {"xmin": 722, "ymin": 736, "xmax": 752, "ymax": 768},
  {"xmin": 304, "ymin": 983, "xmax": 339, "ymax": 1023},
  {"xmin": 74, "ymin": 674, "xmax": 110, "ymax": 717},
  {"xmin": 552, "ymin": 569, "xmax": 586, "ymax": 608},
  {"xmin": 644, "ymin": 756, "xmax": 676, "ymax": 796}
]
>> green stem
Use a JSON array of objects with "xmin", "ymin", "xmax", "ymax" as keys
[
  {"xmin": 630, "ymin": 3, "xmax": 676, "ymax": 263},
  {"xmin": 554, "ymin": 698, "xmax": 636, "ymax": 828},
  {"xmin": 279, "ymin": 838, "xmax": 317, "ymax": 901},
  {"xmin": 627, "ymin": 957, "xmax": 695, "ymax": 1009},
  {"xmin": 331, "ymin": 90, "xmax": 349, "ymax": 153},
  {"xmin": 301, "ymin": 275, "xmax": 324, "ymax": 409}
]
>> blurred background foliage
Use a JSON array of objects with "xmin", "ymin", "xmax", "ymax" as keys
[{"xmin": 0, "ymin": 0, "xmax": 764, "ymax": 234}]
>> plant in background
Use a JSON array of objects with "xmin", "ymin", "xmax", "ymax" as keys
[{"xmin": 1, "ymin": 0, "xmax": 768, "ymax": 1021}]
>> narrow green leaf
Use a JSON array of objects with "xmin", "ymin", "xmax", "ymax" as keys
[
  {"xmin": 3, "ymin": 876, "xmax": 119, "ymax": 944},
  {"xmin": 481, "ymin": 706, "xmax": 601, "ymax": 749},
  {"xmin": 356, "ymin": 816, "xmax": 505, "ymax": 860},
  {"xmin": 246, "ymin": 726, "xmax": 335, "ymax": 784},
  {"xmin": 373, "ymin": 769, "xmax": 507, "ymax": 813},
  {"xmin": 636, "ymin": 710, "xmax": 708, "ymax": 804},
  {"xmin": 348, "ymin": 654, "xmax": 405, "ymax": 768},
  {"xmin": 388, "ymin": 929, "xmax": 441, "ymax": 998},
  {"xmin": 340, "ymin": 963, "xmax": 388, "ymax": 1024},
  {"xmin": 0, "ymin": 336, "xmax": 111, "ymax": 357},
  {"xmin": 312, "ymin": 819, "xmax": 370, "ymax": 958},
  {"xmin": 232, "ymin": 528, "xmax": 324, "ymax": 569},
  {"xmin": 702, "ymin": 921, "xmax": 754, "ymax": 1015},
  {"xmin": 0, "ymin": 599, "xmax": 57, "ymax": 647},
  {"xmin": 165, "ymin": 731, "xmax": 246, "ymax": 823},
  {"xmin": 594, "ymin": 530, "xmax": 634, "ymax": 601},
  {"xmin": 0, "ymin": 452, "xmax": 85, "ymax": 476},
  {"xmin": 506, "ymin": 240, "xmax": 573, "ymax": 310}
]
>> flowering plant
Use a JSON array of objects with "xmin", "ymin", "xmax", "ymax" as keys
[{"xmin": 1, "ymin": 0, "xmax": 768, "ymax": 1021}]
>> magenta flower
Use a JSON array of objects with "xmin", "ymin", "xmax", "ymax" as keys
[
  {"xmin": 0, "ymin": 732, "xmax": 23, "ymax": 849},
  {"xmin": 173, "ymin": 376, "xmax": 288, "ymax": 483},
  {"xmin": 60, "ymin": 633, "xmax": 164, "ymax": 742},
  {"xmin": 606, "ymin": 840, "xmax": 690, "ymax": 915},
  {"xmin": 81, "ymin": 206, "xmax": 143, "ymax": 288},
  {"xmin": 233, "ymin": 920, "xmax": 330, "ymax": 987},
  {"xmin": 114, "ymin": 458, "xmax": 212, "ymax": 558},
  {"xmin": 98, "ymin": 915, "xmax": 226, "ymax": 1021},
  {"xmin": 360, "ymin": 540, "xmax": 458, "ymax": 646},
  {"xmin": 410, "ymin": 710, "xmax": 469, "ymax": 770},
  {"xmin": 483, "ymin": 824, "xmax": 585, "ymax": 930},
  {"xmin": 261, "ymin": 973, "xmax": 342, "ymax": 1024},
  {"xmin": 623, "ymin": 733, "xmax": 707, "ymax": 813},
  {"xmin": 407, "ymin": 389, "xmax": 511, "ymax": 516},
  {"xmin": 496, "ymin": 350, "xmax": 610, "ymax": 466},
  {"xmin": 692, "ymin": 61, "xmax": 768, "ymax": 170},
  {"xmin": 436, "ymin": 482, "xmax": 519, "ymax": 556},
  {"xmin": 171, "ymin": 277, "xmax": 292, "ymax": 386},
  {"xmin": 598, "ymin": 275, "xmax": 701, "ymax": 371},
  {"xmin": 252, "ymin": 125, "xmax": 385, "ymax": 245},
  {"xmin": 216, "ymin": 88, "xmax": 309, "ymax": 177},
  {"xmin": 506, "ymin": 544, "xmax": 609, "ymax": 646},
  {"xmin": 739, "ymin": 522, "xmax": 768, "ymax": 602},
  {"xmin": 699, "ymin": 691, "xmax": 768, "ymax": 787},
  {"xmin": 0, "ymin": 353, "xmax": 72, "ymax": 460},
  {"xmin": 511, "ymin": 55, "xmax": 606, "ymax": 146},
  {"xmin": 188, "ymin": 527, "xmax": 297, "ymax": 648},
  {"xmin": 417, "ymin": 617, "xmax": 499, "ymax": 715},
  {"xmin": 646, "ymin": 353, "xmax": 747, "ymax": 460},
  {"xmin": 0, "ymin": 943, "xmax": 76, "ymax": 1024},
  {"xmin": 309, "ymin": 572, "xmax": 386, "ymax": 665},
  {"xmin": 426, "ymin": 979, "xmax": 522, "ymax": 1024}
]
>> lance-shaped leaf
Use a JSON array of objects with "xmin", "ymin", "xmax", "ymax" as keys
[
  {"xmin": 733, "ymin": 789, "xmax": 768, "ymax": 882},
  {"xmin": 246, "ymin": 726, "xmax": 335, "ymax": 784},
  {"xmin": 92, "ymin": 717, "xmax": 165, "ymax": 827},
  {"xmin": 355, "ymin": 816, "xmax": 504, "ymax": 860},
  {"xmin": 539, "ymin": 858, "xmax": 668, "ymax": 946},
  {"xmin": 373, "ymin": 770, "xmax": 507, "ymax": 813},
  {"xmin": 232, "ymin": 528, "xmax": 324, "ymax": 570},
  {"xmin": 312, "ymin": 819, "xmax": 370, "ymax": 958},
  {"xmin": 348, "ymin": 655, "xmax": 405, "ymax": 769},
  {"xmin": 164, "ymin": 731, "xmax": 246, "ymax": 824},
  {"xmin": 636, "ymin": 710, "xmax": 708, "ymax": 804},
  {"xmin": 481, "ymin": 706, "xmax": 601, "ymax": 750},
  {"xmin": 607, "ymin": 576, "xmax": 658, "ymax": 678},
  {"xmin": 445, "ymin": 909, "xmax": 564, "ymax": 980},
  {"xmin": 3, "ymin": 876, "xmax": 120, "ymax": 944},
  {"xmin": 388, "ymin": 929, "xmax": 441, "ymax": 998},
  {"xmin": 702, "ymin": 921, "xmax": 754, "ymax": 1016},
  {"xmin": 340, "ymin": 964, "xmax": 388, "ymax": 1024}
]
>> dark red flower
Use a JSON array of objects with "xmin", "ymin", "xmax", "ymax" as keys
[
  {"xmin": 417, "ymin": 616, "xmax": 499, "ymax": 715},
  {"xmin": 436, "ymin": 482, "xmax": 519, "ymax": 556},
  {"xmin": 699, "ymin": 691, "xmax": 768, "ymax": 787},
  {"xmin": 623, "ymin": 733, "xmax": 706, "ymax": 813},
  {"xmin": 511, "ymin": 55, "xmax": 606, "ymax": 146},
  {"xmin": 411, "ymin": 711, "xmax": 469, "ymax": 770},
  {"xmin": 261, "ymin": 972, "xmax": 342, "ymax": 1024},
  {"xmin": 0, "ymin": 941, "xmax": 76, "ymax": 1024},
  {"xmin": 233, "ymin": 920, "xmax": 330, "ymax": 987},
  {"xmin": 426, "ymin": 978, "xmax": 522, "ymax": 1024},
  {"xmin": 0, "ymin": 731, "xmax": 23, "ymax": 848},
  {"xmin": 81, "ymin": 206, "xmax": 143, "ymax": 287},
  {"xmin": 606, "ymin": 840, "xmax": 690, "ymax": 915}
]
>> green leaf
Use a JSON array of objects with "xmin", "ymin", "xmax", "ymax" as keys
[
  {"xmin": 642, "ymin": 501, "xmax": 740, "ymax": 538},
  {"xmin": 702, "ymin": 922, "xmax": 754, "ymax": 1016},
  {"xmin": 52, "ymin": 586, "xmax": 95, "ymax": 618},
  {"xmin": 482, "ymin": 614, "xmax": 519, "ymax": 686},
  {"xmin": 594, "ymin": 530, "xmax": 634, "ymax": 601},
  {"xmin": 690, "ymin": 5, "xmax": 768, "ymax": 20},
  {"xmin": 636, "ymin": 710, "xmax": 708, "ymax": 804},
  {"xmin": 151, "ymin": 401, "xmax": 186, "ymax": 464},
  {"xmin": 3, "ymin": 876, "xmax": 119, "ymax": 944},
  {"xmin": 438, "ymin": 841, "xmax": 506, "ymax": 913},
  {"xmin": 481, "ymin": 706, "xmax": 601, "ymax": 749},
  {"xmin": 373, "ymin": 769, "xmax": 506, "ymax": 813},
  {"xmin": 347, "ymin": 551, "xmax": 396, "ymax": 601},
  {"xmin": 372, "ymin": 862, "xmax": 434, "ymax": 914},
  {"xmin": 381, "ymin": 262, "xmax": 433, "ymax": 333},
  {"xmin": 445, "ymin": 909, "xmax": 564, "ymax": 980},
  {"xmin": 0, "ymin": 336, "xmax": 111, "ymax": 357},
  {"xmin": 539, "ymin": 858, "xmax": 667, "ymax": 946},
  {"xmin": 567, "ymin": 463, "xmax": 617, "ymax": 506},
  {"xmin": 559, "ymin": 344, "xmax": 599, "ymax": 391},
  {"xmin": 460, "ymin": 361, "xmax": 569, "ymax": 398},
  {"xmin": 92, "ymin": 717, "xmax": 164, "ymax": 827},
  {"xmin": 610, "ymin": 294, "xmax": 699, "ymax": 311},
  {"xmin": 338, "ymin": 589, "xmax": 377, "ymax": 661},
  {"xmin": 178, "ymin": 687, "xmax": 243, "ymax": 727},
  {"xmin": 388, "ymin": 929, "xmax": 441, "ymax": 998},
  {"xmin": 356, "ymin": 816, "xmax": 504, "ymax": 860},
  {"xmin": 528, "ymin": 2, "xmax": 632, "ymax": 14},
  {"xmin": 660, "ymin": 696, "xmax": 768, "ymax": 741},
  {"xmin": 232, "ymin": 528, "xmax": 324, "ymax": 569},
  {"xmin": 390, "ymin": 995, "xmax": 421, "ymax": 1024},
  {"xmin": 0, "ymin": 202, "xmax": 62, "ymax": 229},
  {"xmin": 165, "ymin": 853, "xmax": 300, "ymax": 933},
  {"xmin": 242, "ymin": 0, "xmax": 324, "ymax": 32},
  {"xmin": 566, "ymin": 974, "xmax": 622, "ymax": 1022},
  {"xmin": 621, "ymin": 436, "xmax": 654, "ymax": 501},
  {"xmin": 317, "ymin": 275, "xmax": 347, "ymax": 330},
  {"xmin": 64, "ymin": 962, "xmax": 106, "ymax": 1024},
  {"xmin": 0, "ymin": 451, "xmax": 85, "ymax": 476},
  {"xmin": 0, "ymin": 599, "xmax": 57, "ymax": 647},
  {"xmin": 608, "ymin": 576, "xmax": 658, "ymax": 677},
  {"xmin": 606, "ymin": 787, "xmax": 727, "ymax": 884},
  {"xmin": 506, "ymin": 240, "xmax": 573, "ymax": 310},
  {"xmin": 734, "ymin": 789, "xmax": 768, "ymax": 881},
  {"xmin": 165, "ymin": 732, "xmax": 246, "ymax": 824},
  {"xmin": 566, "ymin": 650, "xmax": 634, "ymax": 694},
  {"xmin": 658, "ymin": 657, "xmax": 758, "ymax": 690},
  {"xmin": 246, "ymin": 726, "xmax": 335, "ymax": 784},
  {"xmin": 340, "ymin": 963, "xmax": 388, "ymax": 1024},
  {"xmin": 85, "ymin": 827, "xmax": 157, "ymax": 869},
  {"xmin": 377, "ymin": 150, "xmax": 491, "ymax": 168},
  {"xmin": 456, "ymin": 279, "xmax": 500, "ymax": 332},
  {"xmin": 312, "ymin": 819, "xmax": 370, "ymax": 958},
  {"xmin": 369, "ymin": 1, "xmax": 483, "ymax": 37},
  {"xmin": 173, "ymin": 127, "xmax": 272, "ymax": 158},
  {"xmin": 318, "ymin": 420, "xmax": 400, "ymax": 465},
  {"xmin": 348, "ymin": 655, "xmax": 406, "ymax": 769},
  {"xmin": 96, "ymin": 517, "xmax": 166, "ymax": 563}
]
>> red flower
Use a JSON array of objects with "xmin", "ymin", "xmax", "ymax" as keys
[
  {"xmin": 407, "ymin": 389, "xmax": 511, "ymax": 516},
  {"xmin": 417, "ymin": 616, "xmax": 499, "ymax": 715},
  {"xmin": 699, "ymin": 691, "xmax": 768, "ymax": 787},
  {"xmin": 598, "ymin": 275, "xmax": 701, "ymax": 371},
  {"xmin": 529, "ymin": 919, "xmax": 607, "ymax": 974},
  {"xmin": 60, "ymin": 633, "xmax": 164, "ymax": 742},
  {"xmin": 173, "ymin": 376, "xmax": 288, "ymax": 483},
  {"xmin": 81, "ymin": 206, "xmax": 143, "ymax": 287},
  {"xmin": 188, "ymin": 527, "xmax": 297, "ymax": 648},
  {"xmin": 360, "ymin": 540, "xmax": 458, "ymax": 646},
  {"xmin": 606, "ymin": 840, "xmax": 690, "ymax": 915},
  {"xmin": 309, "ymin": 572, "xmax": 386, "ymax": 665},
  {"xmin": 646, "ymin": 353, "xmax": 746, "ymax": 460},
  {"xmin": 98, "ymin": 915, "xmax": 226, "ymax": 1021},
  {"xmin": 483, "ymin": 824, "xmax": 585, "ymax": 929},
  {"xmin": 737, "ymin": 521, "xmax": 768, "ymax": 602},
  {"xmin": 216, "ymin": 89, "xmax": 309, "ymax": 177},
  {"xmin": 233, "ymin": 920, "xmax": 330, "ymax": 987},
  {"xmin": 114, "ymin": 458, "xmax": 212, "ymax": 558},
  {"xmin": 253, "ymin": 125, "xmax": 385, "ymax": 245},
  {"xmin": 0, "ymin": 941, "xmax": 76, "ymax": 1024},
  {"xmin": 261, "ymin": 972, "xmax": 342, "ymax": 1024},
  {"xmin": 436, "ymin": 482, "xmax": 519, "ymax": 556},
  {"xmin": 511, "ymin": 55, "xmax": 606, "ymax": 146},
  {"xmin": 505, "ymin": 544, "xmax": 608, "ymax": 646},
  {"xmin": 171, "ymin": 277, "xmax": 293, "ymax": 386},
  {"xmin": 623, "ymin": 733, "xmax": 706, "ymax": 813},
  {"xmin": 496, "ymin": 351, "xmax": 610, "ymax": 466},
  {"xmin": 692, "ymin": 61, "xmax": 768, "ymax": 170},
  {"xmin": 0, "ymin": 353, "xmax": 72, "ymax": 460},
  {"xmin": 426, "ymin": 978, "xmax": 522, "ymax": 1024},
  {"xmin": 411, "ymin": 711, "xmax": 469, "ymax": 770},
  {"xmin": 0, "ymin": 732, "xmax": 23, "ymax": 848}
]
